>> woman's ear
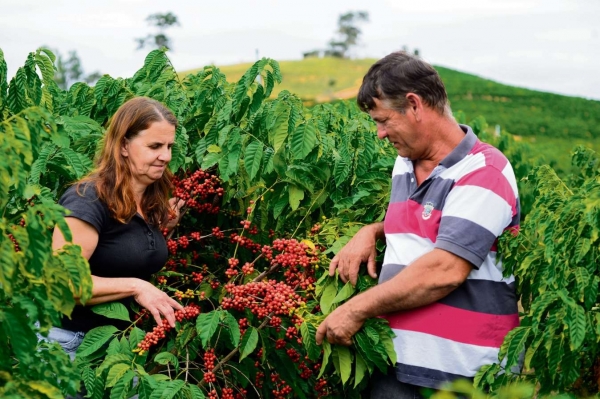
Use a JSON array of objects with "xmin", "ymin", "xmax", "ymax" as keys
[{"xmin": 120, "ymin": 139, "xmax": 129, "ymax": 157}]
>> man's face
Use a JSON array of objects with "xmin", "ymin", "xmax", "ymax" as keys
[{"xmin": 369, "ymin": 97, "xmax": 421, "ymax": 159}]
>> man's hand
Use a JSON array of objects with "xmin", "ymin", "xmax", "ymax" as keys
[
  {"xmin": 315, "ymin": 302, "xmax": 366, "ymax": 346},
  {"xmin": 329, "ymin": 223, "xmax": 382, "ymax": 286}
]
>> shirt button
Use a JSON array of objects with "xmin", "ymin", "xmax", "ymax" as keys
[
  {"xmin": 150, "ymin": 241, "xmax": 155, "ymax": 246},
  {"xmin": 147, "ymin": 231, "xmax": 153, "ymax": 236}
]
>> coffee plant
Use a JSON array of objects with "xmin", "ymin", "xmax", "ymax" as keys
[
  {"xmin": 475, "ymin": 147, "xmax": 600, "ymax": 397},
  {"xmin": 0, "ymin": 47, "xmax": 398, "ymax": 398},
  {"xmin": 6, "ymin": 45, "xmax": 595, "ymax": 399}
]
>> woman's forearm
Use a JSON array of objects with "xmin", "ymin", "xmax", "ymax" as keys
[{"xmin": 75, "ymin": 275, "xmax": 142, "ymax": 305}]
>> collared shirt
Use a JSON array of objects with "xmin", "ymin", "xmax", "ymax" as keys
[{"xmin": 381, "ymin": 125, "xmax": 520, "ymax": 388}]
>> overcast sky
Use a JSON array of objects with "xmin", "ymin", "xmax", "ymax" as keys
[{"xmin": 1, "ymin": 0, "xmax": 599, "ymax": 100}]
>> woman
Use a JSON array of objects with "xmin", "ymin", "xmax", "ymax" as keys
[{"xmin": 50, "ymin": 96, "xmax": 184, "ymax": 359}]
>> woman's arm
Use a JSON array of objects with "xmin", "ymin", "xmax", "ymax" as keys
[{"xmin": 53, "ymin": 217, "xmax": 182, "ymax": 327}]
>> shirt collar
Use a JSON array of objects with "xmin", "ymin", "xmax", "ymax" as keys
[{"xmin": 438, "ymin": 124, "xmax": 477, "ymax": 168}]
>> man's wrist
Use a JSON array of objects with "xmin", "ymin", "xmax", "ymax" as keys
[{"xmin": 365, "ymin": 222, "xmax": 385, "ymax": 241}]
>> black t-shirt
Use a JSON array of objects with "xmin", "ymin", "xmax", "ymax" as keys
[{"xmin": 58, "ymin": 183, "xmax": 168, "ymax": 332}]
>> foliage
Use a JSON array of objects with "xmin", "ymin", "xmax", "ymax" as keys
[
  {"xmin": 1, "ymin": 46, "xmax": 398, "ymax": 398},
  {"xmin": 0, "ymin": 48, "xmax": 92, "ymax": 398},
  {"xmin": 183, "ymin": 58, "xmax": 600, "ymax": 175},
  {"xmin": 136, "ymin": 12, "xmax": 181, "ymax": 51},
  {"xmin": 477, "ymin": 147, "xmax": 600, "ymax": 397}
]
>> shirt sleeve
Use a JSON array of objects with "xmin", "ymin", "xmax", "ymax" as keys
[
  {"xmin": 434, "ymin": 166, "xmax": 517, "ymax": 268},
  {"xmin": 58, "ymin": 184, "xmax": 108, "ymax": 233}
]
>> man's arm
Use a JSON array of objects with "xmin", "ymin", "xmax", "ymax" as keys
[
  {"xmin": 316, "ymin": 248, "xmax": 472, "ymax": 346},
  {"xmin": 329, "ymin": 222, "xmax": 385, "ymax": 286}
]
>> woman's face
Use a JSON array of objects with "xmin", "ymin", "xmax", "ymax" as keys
[{"xmin": 121, "ymin": 119, "xmax": 176, "ymax": 189}]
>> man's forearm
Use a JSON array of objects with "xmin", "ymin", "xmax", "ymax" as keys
[{"xmin": 343, "ymin": 248, "xmax": 472, "ymax": 320}]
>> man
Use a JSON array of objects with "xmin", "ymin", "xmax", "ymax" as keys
[{"xmin": 315, "ymin": 52, "xmax": 520, "ymax": 398}]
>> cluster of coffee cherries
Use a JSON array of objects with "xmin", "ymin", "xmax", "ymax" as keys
[
  {"xmin": 171, "ymin": 170, "xmax": 223, "ymax": 214},
  {"xmin": 7, "ymin": 233, "xmax": 21, "ymax": 252},
  {"xmin": 221, "ymin": 281, "xmax": 303, "ymax": 320},
  {"xmin": 135, "ymin": 304, "xmax": 200, "ymax": 354},
  {"xmin": 270, "ymin": 373, "xmax": 293, "ymax": 399},
  {"xmin": 166, "ymin": 230, "xmax": 203, "ymax": 255},
  {"xmin": 229, "ymin": 231, "xmax": 261, "ymax": 253}
]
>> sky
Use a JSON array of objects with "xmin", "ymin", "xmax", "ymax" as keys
[{"xmin": 1, "ymin": 0, "xmax": 599, "ymax": 100}]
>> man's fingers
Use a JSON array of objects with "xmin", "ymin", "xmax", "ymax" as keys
[
  {"xmin": 315, "ymin": 322, "xmax": 326, "ymax": 345},
  {"xmin": 329, "ymin": 255, "xmax": 339, "ymax": 277},
  {"xmin": 367, "ymin": 253, "xmax": 378, "ymax": 279}
]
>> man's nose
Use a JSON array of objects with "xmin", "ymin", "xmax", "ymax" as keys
[{"xmin": 376, "ymin": 124, "xmax": 387, "ymax": 140}]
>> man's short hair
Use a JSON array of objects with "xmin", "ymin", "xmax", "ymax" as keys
[{"xmin": 357, "ymin": 51, "xmax": 449, "ymax": 115}]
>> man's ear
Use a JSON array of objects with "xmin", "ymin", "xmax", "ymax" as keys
[{"xmin": 405, "ymin": 93, "xmax": 423, "ymax": 122}]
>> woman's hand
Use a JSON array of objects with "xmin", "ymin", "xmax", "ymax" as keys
[
  {"xmin": 164, "ymin": 198, "xmax": 185, "ymax": 232},
  {"xmin": 133, "ymin": 280, "xmax": 183, "ymax": 327}
]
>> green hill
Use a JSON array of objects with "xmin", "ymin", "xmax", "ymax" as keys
[{"xmin": 181, "ymin": 57, "xmax": 600, "ymax": 173}]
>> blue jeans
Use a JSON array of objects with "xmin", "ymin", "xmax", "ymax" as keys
[{"xmin": 46, "ymin": 327, "xmax": 85, "ymax": 361}]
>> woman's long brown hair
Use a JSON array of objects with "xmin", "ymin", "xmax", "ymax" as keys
[{"xmin": 78, "ymin": 97, "xmax": 177, "ymax": 227}]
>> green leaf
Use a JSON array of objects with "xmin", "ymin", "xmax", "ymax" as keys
[
  {"xmin": 270, "ymin": 104, "xmax": 290, "ymax": 153},
  {"xmin": 317, "ymin": 340, "xmax": 332, "ymax": 378},
  {"xmin": 320, "ymin": 280, "xmax": 338, "ymax": 315},
  {"xmin": 354, "ymin": 351, "xmax": 367, "ymax": 388},
  {"xmin": 77, "ymin": 325, "xmax": 118, "ymax": 357},
  {"xmin": 129, "ymin": 327, "xmax": 146, "ymax": 350},
  {"xmin": 244, "ymin": 139, "xmax": 263, "ymax": 180},
  {"xmin": 139, "ymin": 375, "xmax": 157, "ymax": 399},
  {"xmin": 239, "ymin": 326, "xmax": 259, "ymax": 361},
  {"xmin": 149, "ymin": 379, "xmax": 185, "ymax": 399},
  {"xmin": 2, "ymin": 307, "xmax": 37, "ymax": 364},
  {"xmin": 222, "ymin": 311, "xmax": 241, "ymax": 347},
  {"xmin": 332, "ymin": 282, "xmax": 356, "ymax": 304},
  {"xmin": 196, "ymin": 310, "xmax": 221, "ymax": 348},
  {"xmin": 154, "ymin": 351, "xmax": 179, "ymax": 370},
  {"xmin": 333, "ymin": 345, "xmax": 353, "ymax": 385},
  {"xmin": 207, "ymin": 144, "xmax": 222, "ymax": 153},
  {"xmin": 300, "ymin": 321, "xmax": 320, "ymax": 361},
  {"xmin": 106, "ymin": 363, "xmax": 130, "ymax": 388},
  {"xmin": 91, "ymin": 302, "xmax": 130, "ymax": 322},
  {"xmin": 498, "ymin": 326, "xmax": 530, "ymax": 369},
  {"xmin": 567, "ymin": 304, "xmax": 586, "ymax": 350},
  {"xmin": 110, "ymin": 369, "xmax": 134, "ymax": 399},
  {"xmin": 291, "ymin": 121, "xmax": 317, "ymax": 159},
  {"xmin": 186, "ymin": 384, "xmax": 206, "ymax": 399},
  {"xmin": 354, "ymin": 331, "xmax": 388, "ymax": 373},
  {"xmin": 288, "ymin": 185, "xmax": 304, "ymax": 211},
  {"xmin": 97, "ymin": 353, "xmax": 131, "ymax": 375}
]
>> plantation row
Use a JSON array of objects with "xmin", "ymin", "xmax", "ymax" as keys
[{"xmin": 2, "ymin": 47, "xmax": 600, "ymax": 398}]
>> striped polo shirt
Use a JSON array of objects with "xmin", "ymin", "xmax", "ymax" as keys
[{"xmin": 380, "ymin": 125, "xmax": 520, "ymax": 389}]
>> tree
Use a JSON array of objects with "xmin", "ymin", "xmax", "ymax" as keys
[
  {"xmin": 325, "ymin": 11, "xmax": 369, "ymax": 59},
  {"xmin": 136, "ymin": 12, "xmax": 180, "ymax": 51},
  {"xmin": 51, "ymin": 49, "xmax": 101, "ymax": 90}
]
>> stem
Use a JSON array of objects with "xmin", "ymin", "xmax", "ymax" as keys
[
  {"xmin": 290, "ymin": 188, "xmax": 325, "ymax": 239},
  {"xmin": 185, "ymin": 348, "xmax": 190, "ymax": 383},
  {"xmin": 198, "ymin": 315, "xmax": 272, "ymax": 388}
]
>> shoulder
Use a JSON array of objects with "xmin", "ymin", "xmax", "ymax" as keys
[
  {"xmin": 60, "ymin": 182, "xmax": 100, "ymax": 203},
  {"xmin": 468, "ymin": 140, "xmax": 511, "ymax": 173},
  {"xmin": 59, "ymin": 182, "xmax": 109, "ymax": 232}
]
